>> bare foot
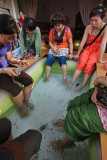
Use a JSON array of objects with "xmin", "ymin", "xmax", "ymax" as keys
[
  {"xmin": 51, "ymin": 140, "xmax": 74, "ymax": 150},
  {"xmin": 75, "ymin": 85, "xmax": 84, "ymax": 92},
  {"xmin": 53, "ymin": 119, "xmax": 64, "ymax": 127},
  {"xmin": 44, "ymin": 76, "xmax": 49, "ymax": 82},
  {"xmin": 23, "ymin": 100, "xmax": 34, "ymax": 109},
  {"xmin": 19, "ymin": 107, "xmax": 28, "ymax": 116},
  {"xmin": 68, "ymin": 83, "xmax": 73, "ymax": 89},
  {"xmin": 63, "ymin": 79, "xmax": 67, "ymax": 85}
]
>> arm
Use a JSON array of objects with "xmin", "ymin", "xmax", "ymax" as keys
[
  {"xmin": 49, "ymin": 40, "xmax": 58, "ymax": 53},
  {"xmin": 68, "ymin": 37, "xmax": 73, "ymax": 59},
  {"xmin": 35, "ymin": 27, "xmax": 41, "ymax": 56},
  {"xmin": 91, "ymin": 77, "xmax": 107, "ymax": 105},
  {"xmin": 20, "ymin": 29, "xmax": 25, "ymax": 55},
  {"xmin": 99, "ymin": 27, "xmax": 107, "ymax": 63},
  {"xmin": 74, "ymin": 26, "xmax": 89, "ymax": 60}
]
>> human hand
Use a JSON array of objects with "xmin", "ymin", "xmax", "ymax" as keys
[
  {"xmin": 91, "ymin": 88, "xmax": 100, "ymax": 105},
  {"xmin": 99, "ymin": 59, "xmax": 107, "ymax": 64},
  {"xmin": 17, "ymin": 59, "xmax": 29, "ymax": 66},
  {"xmin": 68, "ymin": 54, "xmax": 73, "ymax": 59},
  {"xmin": 4, "ymin": 67, "xmax": 20, "ymax": 77},
  {"xmin": 34, "ymin": 55, "xmax": 39, "ymax": 60},
  {"xmin": 53, "ymin": 46, "xmax": 58, "ymax": 54},
  {"xmin": 73, "ymin": 55, "xmax": 79, "ymax": 60}
]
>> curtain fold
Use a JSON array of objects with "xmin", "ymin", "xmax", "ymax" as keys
[
  {"xmin": 79, "ymin": 0, "xmax": 95, "ymax": 26},
  {"xmin": 27, "ymin": 0, "xmax": 38, "ymax": 19}
]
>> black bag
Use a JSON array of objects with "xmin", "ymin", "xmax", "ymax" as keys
[
  {"xmin": 97, "ymin": 86, "xmax": 107, "ymax": 108},
  {"xmin": 80, "ymin": 23, "xmax": 107, "ymax": 54},
  {"xmin": 97, "ymin": 72, "xmax": 107, "ymax": 108}
]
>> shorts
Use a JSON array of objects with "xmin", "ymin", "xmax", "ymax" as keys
[
  {"xmin": 0, "ymin": 71, "xmax": 33, "ymax": 97},
  {"xmin": 46, "ymin": 54, "xmax": 67, "ymax": 67}
]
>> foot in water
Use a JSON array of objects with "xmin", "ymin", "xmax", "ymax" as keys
[
  {"xmin": 63, "ymin": 78, "xmax": 67, "ymax": 85},
  {"xmin": 75, "ymin": 85, "xmax": 84, "ymax": 92},
  {"xmin": 23, "ymin": 100, "xmax": 34, "ymax": 109},
  {"xmin": 44, "ymin": 76, "xmax": 49, "ymax": 82},
  {"xmin": 68, "ymin": 83, "xmax": 73, "ymax": 89},
  {"xmin": 51, "ymin": 139, "xmax": 74, "ymax": 150},
  {"xmin": 53, "ymin": 119, "xmax": 64, "ymax": 127}
]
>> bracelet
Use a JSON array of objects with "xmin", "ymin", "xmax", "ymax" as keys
[
  {"xmin": 2, "ymin": 68, "xmax": 5, "ymax": 74},
  {"xmin": 17, "ymin": 59, "xmax": 21, "ymax": 64}
]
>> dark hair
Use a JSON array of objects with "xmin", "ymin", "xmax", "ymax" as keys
[
  {"xmin": 0, "ymin": 14, "xmax": 18, "ymax": 35},
  {"xmin": 90, "ymin": 6, "xmax": 105, "ymax": 19},
  {"xmin": 0, "ymin": 118, "xmax": 11, "ymax": 144},
  {"xmin": 23, "ymin": 17, "xmax": 36, "ymax": 46},
  {"xmin": 50, "ymin": 12, "xmax": 67, "ymax": 26}
]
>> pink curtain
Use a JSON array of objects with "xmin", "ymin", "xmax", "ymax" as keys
[
  {"xmin": 27, "ymin": 0, "xmax": 38, "ymax": 19},
  {"xmin": 79, "ymin": 0, "xmax": 95, "ymax": 26}
]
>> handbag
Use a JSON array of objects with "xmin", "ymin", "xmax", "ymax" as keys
[{"xmin": 80, "ymin": 23, "xmax": 107, "ymax": 54}]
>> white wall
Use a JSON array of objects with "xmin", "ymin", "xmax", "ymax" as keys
[{"xmin": 36, "ymin": 0, "xmax": 79, "ymax": 28}]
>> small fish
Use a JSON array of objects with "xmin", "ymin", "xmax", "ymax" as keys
[
  {"xmin": 39, "ymin": 124, "xmax": 48, "ymax": 131},
  {"xmin": 75, "ymin": 83, "xmax": 79, "ymax": 87}
]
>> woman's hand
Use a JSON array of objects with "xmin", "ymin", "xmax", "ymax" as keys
[
  {"xmin": 73, "ymin": 55, "xmax": 79, "ymax": 60},
  {"xmin": 34, "ymin": 55, "xmax": 39, "ymax": 60},
  {"xmin": 53, "ymin": 46, "xmax": 58, "ymax": 54},
  {"xmin": 99, "ymin": 59, "xmax": 107, "ymax": 64},
  {"xmin": 17, "ymin": 59, "xmax": 29, "ymax": 66},
  {"xmin": 91, "ymin": 87, "xmax": 100, "ymax": 105},
  {"xmin": 4, "ymin": 68, "xmax": 20, "ymax": 77},
  {"xmin": 68, "ymin": 54, "xmax": 73, "ymax": 59}
]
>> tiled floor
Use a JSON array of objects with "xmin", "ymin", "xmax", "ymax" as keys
[{"xmin": 9, "ymin": 73, "xmax": 90, "ymax": 160}]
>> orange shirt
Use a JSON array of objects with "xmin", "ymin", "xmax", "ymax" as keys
[
  {"xmin": 0, "ymin": 140, "xmax": 25, "ymax": 160},
  {"xmin": 49, "ymin": 26, "xmax": 72, "ymax": 50}
]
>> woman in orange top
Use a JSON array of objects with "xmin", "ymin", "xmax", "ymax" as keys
[
  {"xmin": 68, "ymin": 7, "xmax": 107, "ymax": 91},
  {"xmin": 45, "ymin": 13, "xmax": 73, "ymax": 84}
]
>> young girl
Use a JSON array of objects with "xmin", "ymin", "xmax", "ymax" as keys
[{"xmin": 68, "ymin": 7, "xmax": 107, "ymax": 91}]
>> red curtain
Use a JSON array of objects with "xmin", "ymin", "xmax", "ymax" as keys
[
  {"xmin": 79, "ymin": 0, "xmax": 95, "ymax": 26},
  {"xmin": 27, "ymin": 0, "xmax": 38, "ymax": 19}
]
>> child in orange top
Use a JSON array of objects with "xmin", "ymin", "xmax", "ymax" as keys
[
  {"xmin": 46, "ymin": 13, "xmax": 73, "ymax": 84},
  {"xmin": 68, "ymin": 7, "xmax": 107, "ymax": 91}
]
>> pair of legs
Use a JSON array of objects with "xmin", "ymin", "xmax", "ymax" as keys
[
  {"xmin": 0, "ymin": 71, "xmax": 34, "ymax": 116},
  {"xmin": 68, "ymin": 69, "xmax": 90, "ymax": 91},
  {"xmin": 46, "ymin": 54, "xmax": 67, "ymax": 84}
]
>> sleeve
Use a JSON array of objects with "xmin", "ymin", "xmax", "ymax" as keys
[
  {"xmin": 67, "ymin": 88, "xmax": 95, "ymax": 111},
  {"xmin": 35, "ymin": 27, "xmax": 41, "ymax": 56},
  {"xmin": 49, "ymin": 29, "xmax": 54, "ymax": 42},
  {"xmin": 7, "ymin": 43, "xmax": 11, "ymax": 52},
  {"xmin": 66, "ymin": 27, "xmax": 72, "ymax": 40},
  {"xmin": 20, "ymin": 29, "xmax": 25, "ymax": 55}
]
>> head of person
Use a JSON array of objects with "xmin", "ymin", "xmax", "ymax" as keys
[
  {"xmin": 90, "ymin": 6, "xmax": 105, "ymax": 28},
  {"xmin": 50, "ymin": 13, "xmax": 67, "ymax": 32},
  {"xmin": 0, "ymin": 14, "xmax": 18, "ymax": 45},
  {"xmin": 0, "ymin": 118, "xmax": 12, "ymax": 145},
  {"xmin": 23, "ymin": 17, "xmax": 36, "ymax": 36}
]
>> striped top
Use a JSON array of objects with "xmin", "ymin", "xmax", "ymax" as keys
[{"xmin": 0, "ymin": 140, "xmax": 25, "ymax": 160}]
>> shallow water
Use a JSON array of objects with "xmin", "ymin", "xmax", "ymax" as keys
[{"xmin": 9, "ymin": 73, "xmax": 90, "ymax": 160}]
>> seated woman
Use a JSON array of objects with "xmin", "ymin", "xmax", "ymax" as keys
[
  {"xmin": 12, "ymin": 17, "xmax": 41, "ymax": 59},
  {"xmin": 45, "ymin": 13, "xmax": 73, "ymax": 84},
  {"xmin": 0, "ymin": 14, "xmax": 34, "ymax": 116},
  {"xmin": 51, "ymin": 76, "xmax": 107, "ymax": 150},
  {"xmin": 68, "ymin": 7, "xmax": 107, "ymax": 91},
  {"xmin": 0, "ymin": 118, "xmax": 42, "ymax": 160}
]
